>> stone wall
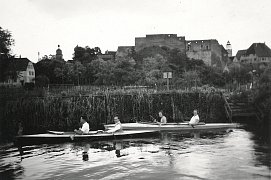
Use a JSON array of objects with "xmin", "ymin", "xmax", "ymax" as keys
[
  {"xmin": 135, "ymin": 34, "xmax": 186, "ymax": 53},
  {"xmin": 186, "ymin": 40, "xmax": 213, "ymax": 65},
  {"xmin": 186, "ymin": 39, "xmax": 228, "ymax": 68},
  {"xmin": 116, "ymin": 46, "xmax": 134, "ymax": 58}
]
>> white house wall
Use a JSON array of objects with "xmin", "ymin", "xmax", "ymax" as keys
[{"xmin": 25, "ymin": 62, "xmax": 35, "ymax": 83}]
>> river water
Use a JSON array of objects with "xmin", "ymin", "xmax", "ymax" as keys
[{"xmin": 0, "ymin": 126, "xmax": 270, "ymax": 180}]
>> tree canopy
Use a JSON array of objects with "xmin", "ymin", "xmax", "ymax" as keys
[{"xmin": 0, "ymin": 27, "xmax": 14, "ymax": 55}]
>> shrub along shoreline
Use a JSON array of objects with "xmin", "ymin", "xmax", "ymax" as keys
[{"xmin": 0, "ymin": 90, "xmax": 227, "ymax": 142}]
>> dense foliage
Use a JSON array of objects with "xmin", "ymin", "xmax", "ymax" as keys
[
  {"xmin": 0, "ymin": 92, "xmax": 227, "ymax": 141},
  {"xmin": 34, "ymin": 45, "xmax": 238, "ymax": 88},
  {"xmin": 0, "ymin": 27, "xmax": 14, "ymax": 82}
]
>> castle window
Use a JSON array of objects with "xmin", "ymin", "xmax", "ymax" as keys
[
  {"xmin": 187, "ymin": 45, "xmax": 191, "ymax": 51},
  {"xmin": 206, "ymin": 45, "xmax": 209, "ymax": 50},
  {"xmin": 200, "ymin": 45, "xmax": 203, "ymax": 49}
]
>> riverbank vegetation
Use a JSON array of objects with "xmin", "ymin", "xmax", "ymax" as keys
[{"xmin": 0, "ymin": 91, "xmax": 227, "ymax": 142}]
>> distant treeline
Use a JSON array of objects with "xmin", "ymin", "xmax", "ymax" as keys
[{"xmin": 34, "ymin": 45, "xmax": 262, "ymax": 88}]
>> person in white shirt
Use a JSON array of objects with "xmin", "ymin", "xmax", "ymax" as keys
[
  {"xmin": 107, "ymin": 116, "xmax": 123, "ymax": 133},
  {"xmin": 74, "ymin": 115, "xmax": 90, "ymax": 134},
  {"xmin": 154, "ymin": 111, "xmax": 167, "ymax": 124},
  {"xmin": 189, "ymin": 109, "xmax": 200, "ymax": 128}
]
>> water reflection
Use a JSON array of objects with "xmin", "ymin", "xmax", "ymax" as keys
[
  {"xmin": 82, "ymin": 144, "xmax": 90, "ymax": 161},
  {"xmin": 0, "ymin": 128, "xmax": 270, "ymax": 180}
]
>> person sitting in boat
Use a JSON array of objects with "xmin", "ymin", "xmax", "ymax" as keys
[
  {"xmin": 154, "ymin": 111, "xmax": 167, "ymax": 124},
  {"xmin": 189, "ymin": 109, "xmax": 200, "ymax": 128},
  {"xmin": 106, "ymin": 116, "xmax": 123, "ymax": 133},
  {"xmin": 74, "ymin": 115, "xmax": 90, "ymax": 134}
]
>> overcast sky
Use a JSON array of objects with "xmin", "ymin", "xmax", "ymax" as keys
[{"xmin": 1, "ymin": 0, "xmax": 271, "ymax": 62}]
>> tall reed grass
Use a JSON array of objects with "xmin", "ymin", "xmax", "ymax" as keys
[{"xmin": 0, "ymin": 91, "xmax": 226, "ymax": 142}]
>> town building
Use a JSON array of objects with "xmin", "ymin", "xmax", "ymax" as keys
[
  {"xmin": 233, "ymin": 50, "xmax": 246, "ymax": 63},
  {"xmin": 5, "ymin": 58, "xmax": 35, "ymax": 86},
  {"xmin": 226, "ymin": 41, "xmax": 232, "ymax": 57},
  {"xmin": 239, "ymin": 43, "xmax": 271, "ymax": 64},
  {"xmin": 56, "ymin": 45, "xmax": 63, "ymax": 60}
]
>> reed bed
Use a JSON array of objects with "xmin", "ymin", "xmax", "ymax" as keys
[{"xmin": 0, "ymin": 91, "xmax": 226, "ymax": 142}]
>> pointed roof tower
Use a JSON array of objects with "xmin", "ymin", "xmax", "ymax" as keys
[{"xmin": 226, "ymin": 41, "xmax": 232, "ymax": 57}]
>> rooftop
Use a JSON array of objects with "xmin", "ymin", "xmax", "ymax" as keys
[
  {"xmin": 245, "ymin": 43, "xmax": 271, "ymax": 57},
  {"xmin": 7, "ymin": 58, "xmax": 31, "ymax": 71}
]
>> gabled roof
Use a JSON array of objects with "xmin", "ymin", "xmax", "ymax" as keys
[
  {"xmin": 7, "ymin": 58, "xmax": 31, "ymax": 71},
  {"xmin": 245, "ymin": 43, "xmax": 271, "ymax": 57},
  {"xmin": 235, "ymin": 50, "xmax": 246, "ymax": 60},
  {"xmin": 229, "ymin": 56, "xmax": 235, "ymax": 61}
]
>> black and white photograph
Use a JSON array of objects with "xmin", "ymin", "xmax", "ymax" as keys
[{"xmin": 0, "ymin": 0, "xmax": 270, "ymax": 179}]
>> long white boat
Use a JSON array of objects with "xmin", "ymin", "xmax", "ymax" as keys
[
  {"xmin": 104, "ymin": 122, "xmax": 238, "ymax": 131},
  {"xmin": 15, "ymin": 130, "xmax": 158, "ymax": 146}
]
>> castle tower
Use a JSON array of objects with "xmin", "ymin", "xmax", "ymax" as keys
[
  {"xmin": 56, "ymin": 45, "xmax": 63, "ymax": 60},
  {"xmin": 226, "ymin": 41, "xmax": 232, "ymax": 57}
]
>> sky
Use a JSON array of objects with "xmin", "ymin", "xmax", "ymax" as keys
[{"xmin": 1, "ymin": 0, "xmax": 271, "ymax": 63}]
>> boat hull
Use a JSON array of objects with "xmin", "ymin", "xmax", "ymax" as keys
[
  {"xmin": 104, "ymin": 123, "xmax": 238, "ymax": 131},
  {"xmin": 15, "ymin": 130, "xmax": 158, "ymax": 146}
]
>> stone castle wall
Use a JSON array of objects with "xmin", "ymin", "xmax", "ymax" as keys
[
  {"xmin": 186, "ymin": 40, "xmax": 213, "ymax": 65},
  {"xmin": 135, "ymin": 34, "xmax": 186, "ymax": 53},
  {"xmin": 117, "ymin": 34, "xmax": 228, "ymax": 68}
]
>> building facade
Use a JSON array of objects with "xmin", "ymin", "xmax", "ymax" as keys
[
  {"xmin": 239, "ymin": 43, "xmax": 271, "ymax": 64},
  {"xmin": 56, "ymin": 45, "xmax": 63, "ymax": 60},
  {"xmin": 226, "ymin": 41, "xmax": 232, "ymax": 57},
  {"xmin": 6, "ymin": 58, "xmax": 35, "ymax": 86}
]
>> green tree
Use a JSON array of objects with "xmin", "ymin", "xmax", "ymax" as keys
[
  {"xmin": 73, "ymin": 46, "xmax": 101, "ymax": 64},
  {"xmin": 259, "ymin": 66, "xmax": 271, "ymax": 86},
  {"xmin": 34, "ymin": 58, "xmax": 65, "ymax": 84},
  {"xmin": 0, "ymin": 27, "xmax": 14, "ymax": 82},
  {"xmin": 35, "ymin": 75, "xmax": 49, "ymax": 87},
  {"xmin": 139, "ymin": 55, "xmax": 168, "ymax": 85},
  {"xmin": 113, "ymin": 57, "xmax": 138, "ymax": 85},
  {"xmin": 200, "ymin": 66, "xmax": 224, "ymax": 87},
  {"xmin": 182, "ymin": 70, "xmax": 200, "ymax": 89},
  {"xmin": 0, "ymin": 27, "xmax": 14, "ymax": 55},
  {"xmin": 90, "ymin": 58, "xmax": 116, "ymax": 85}
]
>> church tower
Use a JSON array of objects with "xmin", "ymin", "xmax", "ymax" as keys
[
  {"xmin": 226, "ymin": 41, "xmax": 232, "ymax": 57},
  {"xmin": 56, "ymin": 45, "xmax": 63, "ymax": 60}
]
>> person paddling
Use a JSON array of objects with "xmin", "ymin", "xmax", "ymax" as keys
[
  {"xmin": 189, "ymin": 109, "xmax": 200, "ymax": 128},
  {"xmin": 154, "ymin": 111, "xmax": 167, "ymax": 124},
  {"xmin": 106, "ymin": 116, "xmax": 123, "ymax": 133},
  {"xmin": 74, "ymin": 115, "xmax": 90, "ymax": 134}
]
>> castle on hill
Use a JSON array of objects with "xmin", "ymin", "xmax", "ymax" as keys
[{"xmin": 116, "ymin": 34, "xmax": 230, "ymax": 68}]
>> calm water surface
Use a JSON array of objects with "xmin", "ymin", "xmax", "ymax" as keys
[{"xmin": 0, "ymin": 128, "xmax": 270, "ymax": 180}]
